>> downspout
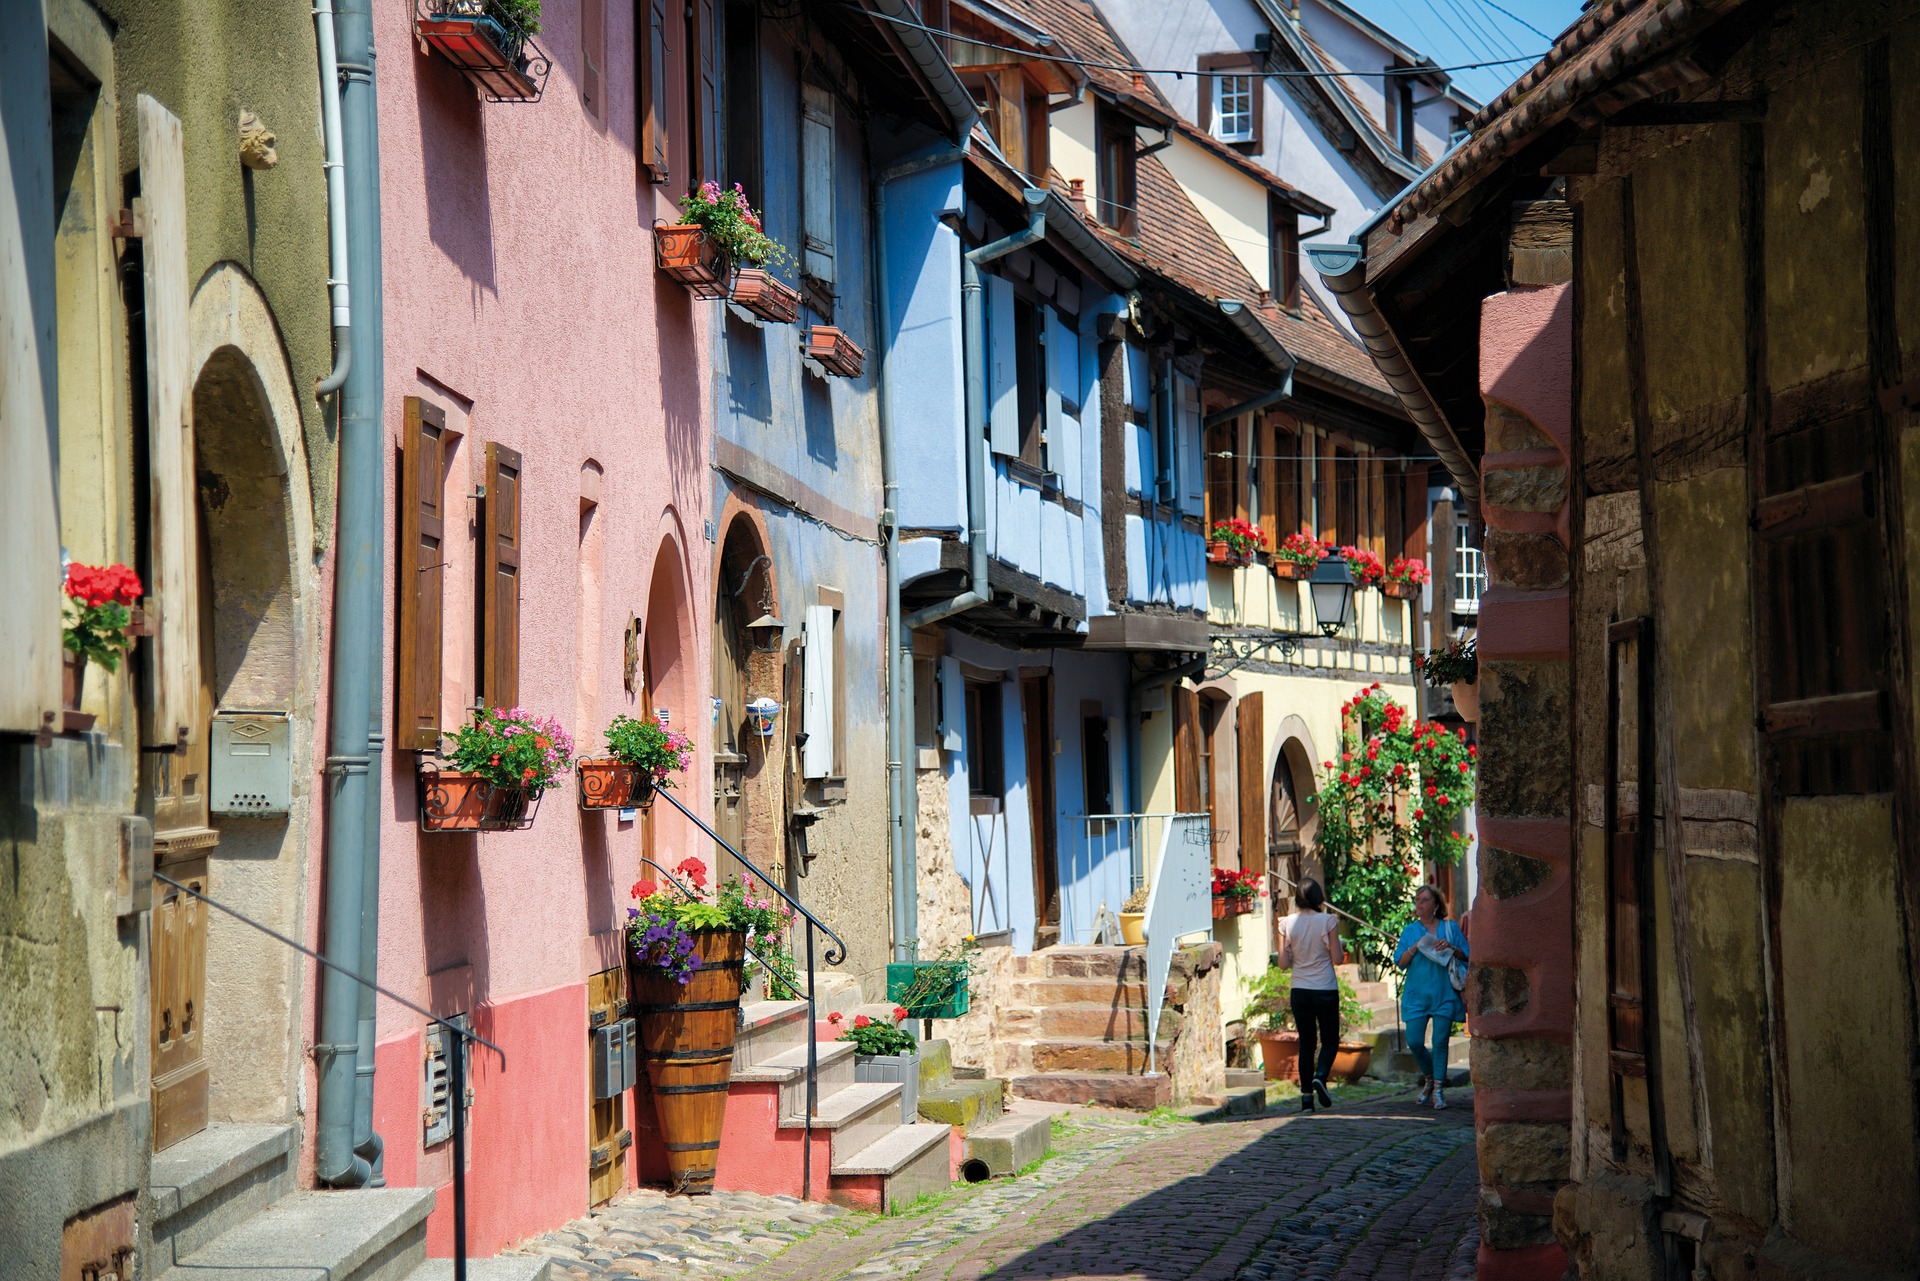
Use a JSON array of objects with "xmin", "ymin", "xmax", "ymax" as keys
[
  {"xmin": 313, "ymin": 0, "xmax": 349, "ymax": 397},
  {"xmin": 876, "ymin": 142, "xmax": 968, "ymax": 965},
  {"xmin": 315, "ymin": 0, "xmax": 383, "ymax": 1188}
]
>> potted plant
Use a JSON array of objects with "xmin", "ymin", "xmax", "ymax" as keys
[
  {"xmin": 1210, "ymin": 867, "xmax": 1260, "ymax": 919},
  {"xmin": 886, "ymin": 936, "xmax": 979, "ymax": 1020},
  {"xmin": 426, "ymin": 705, "xmax": 573, "ymax": 831},
  {"xmin": 1207, "ymin": 518, "xmax": 1265, "ymax": 566},
  {"xmin": 806, "ymin": 326, "xmax": 866, "ymax": 377},
  {"xmin": 1242, "ymin": 964, "xmax": 1298, "ymax": 1083},
  {"xmin": 627, "ymin": 859, "xmax": 791, "ymax": 1194},
  {"xmin": 1118, "ymin": 886, "xmax": 1148, "ymax": 946},
  {"xmin": 415, "ymin": 0, "xmax": 548, "ymax": 101},
  {"xmin": 1330, "ymin": 975, "xmax": 1377, "ymax": 1082},
  {"xmin": 1415, "ymin": 634, "xmax": 1478, "ymax": 723},
  {"xmin": 580, "ymin": 713, "xmax": 691, "ymax": 810},
  {"xmin": 1381, "ymin": 556, "xmax": 1430, "ymax": 600},
  {"xmin": 1338, "ymin": 545, "xmax": 1386, "ymax": 591},
  {"xmin": 833, "ymin": 1006, "xmax": 920, "ymax": 1123},
  {"xmin": 1272, "ymin": 531, "xmax": 1328, "ymax": 581},
  {"xmin": 60, "ymin": 561, "xmax": 143, "ymax": 731}
]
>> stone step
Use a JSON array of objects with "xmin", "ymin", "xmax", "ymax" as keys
[
  {"xmin": 998, "ymin": 1001, "xmax": 1181, "ymax": 1042},
  {"xmin": 732, "ymin": 1000, "xmax": 809, "ymax": 1071},
  {"xmin": 150, "ymin": 1123, "xmax": 297, "ymax": 1275},
  {"xmin": 1004, "ymin": 977, "xmax": 1152, "ymax": 1007},
  {"xmin": 169, "ymin": 1187, "xmax": 435, "ymax": 1281},
  {"xmin": 1011, "ymin": 1037, "xmax": 1154, "ymax": 1075},
  {"xmin": 1010, "ymin": 946, "xmax": 1146, "ymax": 982},
  {"xmin": 780, "ymin": 1080, "xmax": 903, "ymax": 1165},
  {"xmin": 828, "ymin": 1123, "xmax": 952, "ymax": 1213},
  {"xmin": 1007, "ymin": 1071, "xmax": 1172, "ymax": 1110},
  {"xmin": 408, "ymin": 1260, "xmax": 553, "ymax": 1281},
  {"xmin": 918, "ymin": 1076, "xmax": 1004, "ymax": 1130},
  {"xmin": 736, "ymin": 1040, "xmax": 858, "ymax": 1117},
  {"xmin": 962, "ymin": 1111, "xmax": 1050, "ymax": 1177}
]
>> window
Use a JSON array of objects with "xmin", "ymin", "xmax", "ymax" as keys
[
  {"xmin": 1204, "ymin": 417, "xmax": 1242, "ymax": 533},
  {"xmin": 1198, "ymin": 697, "xmax": 1224, "ymax": 856},
  {"xmin": 1384, "ymin": 64, "xmax": 1416, "ymax": 158},
  {"xmin": 1081, "ymin": 713, "xmax": 1112, "ymax": 814},
  {"xmin": 913, "ymin": 653, "xmax": 940, "ymax": 752},
  {"xmin": 801, "ymin": 83, "xmax": 835, "ymax": 288},
  {"xmin": 1095, "ymin": 107, "xmax": 1136, "ymax": 236},
  {"xmin": 1271, "ymin": 203, "xmax": 1300, "ymax": 311},
  {"xmin": 638, "ymin": 0, "xmax": 671, "ymax": 182},
  {"xmin": 1212, "ymin": 74, "xmax": 1254, "ymax": 142},
  {"xmin": 801, "ymin": 593, "xmax": 844, "ymax": 780},
  {"xmin": 1453, "ymin": 522, "xmax": 1484, "ymax": 614},
  {"xmin": 964, "ymin": 679, "xmax": 1004, "ymax": 799},
  {"xmin": 1333, "ymin": 447, "xmax": 1358, "ymax": 546},
  {"xmin": 1014, "ymin": 296, "xmax": 1046, "ymax": 468},
  {"xmin": 723, "ymin": 0, "xmax": 761, "ymax": 198}
]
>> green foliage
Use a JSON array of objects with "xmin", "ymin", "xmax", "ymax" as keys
[
  {"xmin": 675, "ymin": 901, "xmax": 733, "ymax": 932},
  {"xmin": 1338, "ymin": 974, "xmax": 1373, "ymax": 1039},
  {"xmin": 443, "ymin": 707, "xmax": 574, "ymax": 792},
  {"xmin": 1414, "ymin": 633, "xmax": 1477, "ymax": 687},
  {"xmin": 1310, "ymin": 684, "xmax": 1476, "ymax": 969},
  {"xmin": 837, "ymin": 1011, "xmax": 917, "ymax": 1057},
  {"xmin": 1242, "ymin": 964, "xmax": 1293, "ymax": 1032},
  {"xmin": 603, "ymin": 714, "xmax": 692, "ymax": 787},
  {"xmin": 893, "ymin": 936, "xmax": 980, "ymax": 1012},
  {"xmin": 61, "ymin": 562, "xmax": 142, "ymax": 672},
  {"xmin": 679, "ymin": 180, "xmax": 792, "ymax": 269},
  {"xmin": 484, "ymin": 0, "xmax": 541, "ymax": 36}
]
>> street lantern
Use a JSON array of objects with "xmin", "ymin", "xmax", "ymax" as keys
[
  {"xmin": 1309, "ymin": 555, "xmax": 1355, "ymax": 637},
  {"xmin": 747, "ymin": 611, "xmax": 784, "ymax": 653}
]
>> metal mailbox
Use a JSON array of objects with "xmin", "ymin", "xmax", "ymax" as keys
[
  {"xmin": 592, "ymin": 1017, "xmax": 637, "ymax": 1099},
  {"xmin": 212, "ymin": 711, "xmax": 293, "ymax": 816}
]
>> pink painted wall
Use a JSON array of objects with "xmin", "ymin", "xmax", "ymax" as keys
[{"xmin": 302, "ymin": 1, "xmax": 715, "ymax": 1252}]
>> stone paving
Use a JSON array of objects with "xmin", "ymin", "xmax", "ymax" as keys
[{"xmin": 512, "ymin": 1090, "xmax": 1478, "ymax": 1281}]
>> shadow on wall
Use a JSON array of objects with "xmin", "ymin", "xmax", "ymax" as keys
[
  {"xmin": 414, "ymin": 42, "xmax": 497, "ymax": 291},
  {"xmin": 724, "ymin": 311, "xmax": 773, "ymax": 427},
  {"xmin": 802, "ymin": 368, "xmax": 836, "ymax": 467}
]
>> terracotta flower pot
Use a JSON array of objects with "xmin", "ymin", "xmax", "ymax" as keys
[
  {"xmin": 654, "ymin": 224, "xmax": 729, "ymax": 298},
  {"xmin": 730, "ymin": 267, "xmax": 800, "ymax": 323},
  {"xmin": 1382, "ymin": 579, "xmax": 1417, "ymax": 599},
  {"xmin": 1255, "ymin": 1030, "xmax": 1300, "ymax": 1082},
  {"xmin": 1331, "ymin": 1041, "xmax": 1373, "ymax": 1083},
  {"xmin": 1207, "ymin": 541, "xmax": 1251, "ymax": 567},
  {"xmin": 1450, "ymin": 679, "xmax": 1479, "ymax": 723},
  {"xmin": 1272, "ymin": 559, "xmax": 1314, "ymax": 581},
  {"xmin": 419, "ymin": 769, "xmax": 490, "ymax": 832},
  {"xmin": 577, "ymin": 759, "xmax": 640, "ymax": 810},
  {"xmin": 806, "ymin": 325, "xmax": 865, "ymax": 377},
  {"xmin": 1118, "ymin": 911, "xmax": 1146, "ymax": 946}
]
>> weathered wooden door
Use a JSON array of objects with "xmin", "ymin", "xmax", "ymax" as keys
[
  {"xmin": 587, "ymin": 966, "xmax": 631, "ymax": 1205},
  {"xmin": 151, "ymin": 857, "xmax": 209, "ymax": 1150},
  {"xmin": 1020, "ymin": 675, "xmax": 1059, "ymax": 930},
  {"xmin": 712, "ymin": 576, "xmax": 749, "ymax": 857}
]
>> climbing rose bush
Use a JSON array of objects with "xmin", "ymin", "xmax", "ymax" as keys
[{"xmin": 1310, "ymin": 684, "xmax": 1476, "ymax": 967}]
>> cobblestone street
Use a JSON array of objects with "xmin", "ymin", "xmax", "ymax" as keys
[{"xmin": 514, "ymin": 1090, "xmax": 1477, "ymax": 1281}]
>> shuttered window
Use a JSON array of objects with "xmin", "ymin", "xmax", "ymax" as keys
[
  {"xmin": 139, "ymin": 94, "xmax": 203, "ymax": 752},
  {"xmin": 395, "ymin": 399, "xmax": 447, "ymax": 751},
  {"xmin": 580, "ymin": 0, "xmax": 605, "ymax": 121},
  {"xmin": 722, "ymin": 0, "xmax": 761, "ymax": 198},
  {"xmin": 801, "ymin": 83, "xmax": 835, "ymax": 286},
  {"xmin": 964, "ymin": 679, "xmax": 1004, "ymax": 799},
  {"xmin": 1014, "ymin": 297, "xmax": 1044, "ymax": 468},
  {"xmin": 800, "ymin": 603, "xmax": 838, "ymax": 780},
  {"xmin": 987, "ymin": 273, "xmax": 1017, "ymax": 457},
  {"xmin": 1204, "ymin": 418, "xmax": 1243, "ymax": 532},
  {"xmin": 1236, "ymin": 692, "xmax": 1264, "ymax": 869},
  {"xmin": 481, "ymin": 443, "xmax": 522, "ymax": 710},
  {"xmin": 687, "ymin": 0, "xmax": 717, "ymax": 187},
  {"xmin": 639, "ymin": 0, "xmax": 671, "ymax": 183}
]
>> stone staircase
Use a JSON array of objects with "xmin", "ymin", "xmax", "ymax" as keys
[
  {"xmin": 992, "ymin": 945, "xmax": 1215, "ymax": 1110},
  {"xmin": 149, "ymin": 1122, "xmax": 547, "ymax": 1281},
  {"xmin": 910, "ymin": 1037, "xmax": 1052, "ymax": 1179},
  {"xmin": 708, "ymin": 999, "xmax": 950, "ymax": 1211}
]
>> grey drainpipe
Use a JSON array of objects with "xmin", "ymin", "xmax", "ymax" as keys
[
  {"xmin": 892, "ymin": 186, "xmax": 1044, "ymax": 955},
  {"xmin": 313, "ymin": 0, "xmax": 349, "ymax": 397},
  {"xmin": 317, "ymin": 0, "xmax": 383, "ymax": 1189},
  {"xmin": 875, "ymin": 141, "xmax": 969, "ymax": 965}
]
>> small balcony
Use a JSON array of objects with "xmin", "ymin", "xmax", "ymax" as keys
[{"xmin": 415, "ymin": 0, "xmax": 551, "ymax": 103}]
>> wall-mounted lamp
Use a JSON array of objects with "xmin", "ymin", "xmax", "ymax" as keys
[
  {"xmin": 747, "ymin": 611, "xmax": 784, "ymax": 654},
  {"xmin": 1309, "ymin": 555, "xmax": 1355, "ymax": 638}
]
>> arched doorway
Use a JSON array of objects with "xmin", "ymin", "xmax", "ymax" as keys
[
  {"xmin": 641, "ymin": 533, "xmax": 695, "ymax": 874},
  {"xmin": 713, "ymin": 518, "xmax": 774, "ymax": 860},
  {"xmin": 1267, "ymin": 736, "xmax": 1319, "ymax": 958}
]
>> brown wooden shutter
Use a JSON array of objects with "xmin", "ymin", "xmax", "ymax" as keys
[
  {"xmin": 482, "ymin": 443, "xmax": 523, "ymax": 709},
  {"xmin": 640, "ymin": 0, "xmax": 671, "ymax": 183},
  {"xmin": 1173, "ymin": 685, "xmax": 1201, "ymax": 812},
  {"xmin": 688, "ymin": 0, "xmax": 717, "ymax": 187},
  {"xmin": 395, "ymin": 398, "xmax": 447, "ymax": 750},
  {"xmin": 1236, "ymin": 692, "xmax": 1264, "ymax": 871},
  {"xmin": 801, "ymin": 83, "xmax": 835, "ymax": 285},
  {"xmin": 581, "ymin": 0, "xmax": 606, "ymax": 120},
  {"xmin": 1432, "ymin": 501, "xmax": 1457, "ymax": 616},
  {"xmin": 1257, "ymin": 415, "xmax": 1278, "ymax": 553},
  {"xmin": 139, "ymin": 94, "xmax": 202, "ymax": 751}
]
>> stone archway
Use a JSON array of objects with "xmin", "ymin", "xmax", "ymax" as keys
[
  {"xmin": 712, "ymin": 513, "xmax": 781, "ymax": 876},
  {"xmin": 1267, "ymin": 717, "xmax": 1322, "ymax": 957}
]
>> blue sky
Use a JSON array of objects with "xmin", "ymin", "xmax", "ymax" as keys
[{"xmin": 1335, "ymin": 0, "xmax": 1584, "ymax": 104}]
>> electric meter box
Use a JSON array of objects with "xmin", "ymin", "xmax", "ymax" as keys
[{"xmin": 211, "ymin": 711, "xmax": 293, "ymax": 816}]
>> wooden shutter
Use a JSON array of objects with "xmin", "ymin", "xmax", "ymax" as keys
[
  {"xmin": 481, "ymin": 443, "xmax": 522, "ymax": 709},
  {"xmin": 1180, "ymin": 377, "xmax": 1204, "ymax": 510},
  {"xmin": 1236, "ymin": 692, "xmax": 1264, "ymax": 869},
  {"xmin": 688, "ymin": 0, "xmax": 718, "ymax": 188},
  {"xmin": 801, "ymin": 604, "xmax": 834, "ymax": 779},
  {"xmin": 1432, "ymin": 501, "xmax": 1457, "ymax": 615},
  {"xmin": 0, "ymin": 95, "xmax": 61, "ymax": 734},
  {"xmin": 395, "ymin": 399, "xmax": 447, "ymax": 750},
  {"xmin": 640, "ymin": 0, "xmax": 671, "ymax": 183},
  {"xmin": 1173, "ymin": 685, "xmax": 1201, "ymax": 812},
  {"xmin": 581, "ymin": 0, "xmax": 606, "ymax": 120},
  {"xmin": 987, "ymin": 274, "xmax": 1017, "ymax": 456},
  {"xmin": 801, "ymin": 82, "xmax": 835, "ymax": 284},
  {"xmin": 140, "ymin": 95, "xmax": 202, "ymax": 751}
]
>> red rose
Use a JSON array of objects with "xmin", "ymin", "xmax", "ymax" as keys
[
  {"xmin": 1360, "ymin": 766, "xmax": 1371, "ymax": 778},
  {"xmin": 1425, "ymin": 786, "xmax": 1436, "ymax": 798},
  {"xmin": 1437, "ymin": 795, "xmax": 1450, "ymax": 807},
  {"xmin": 1342, "ymin": 752, "xmax": 1353, "ymax": 762},
  {"xmin": 854, "ymin": 1014, "xmax": 872, "ymax": 1029},
  {"xmin": 1459, "ymin": 762, "xmax": 1469, "ymax": 773},
  {"xmin": 1414, "ymin": 809, "xmax": 1425, "ymax": 820}
]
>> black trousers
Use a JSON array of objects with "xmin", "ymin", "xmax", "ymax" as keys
[{"xmin": 1290, "ymin": 987, "xmax": 1340, "ymax": 1091}]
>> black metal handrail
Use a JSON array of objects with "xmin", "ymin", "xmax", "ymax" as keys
[
  {"xmin": 650, "ymin": 787, "xmax": 846, "ymax": 1199},
  {"xmin": 153, "ymin": 872, "xmax": 497, "ymax": 1281}
]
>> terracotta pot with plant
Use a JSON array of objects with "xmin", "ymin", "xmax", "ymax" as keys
[
  {"xmin": 1119, "ymin": 886, "xmax": 1148, "ymax": 945},
  {"xmin": 1272, "ymin": 531, "xmax": 1328, "ymax": 581},
  {"xmin": 1380, "ymin": 556, "xmax": 1430, "ymax": 600},
  {"xmin": 580, "ymin": 713, "xmax": 691, "ymax": 811},
  {"xmin": 1242, "ymin": 964, "xmax": 1299, "ymax": 1082},
  {"xmin": 1211, "ymin": 866, "xmax": 1260, "ymax": 919},
  {"xmin": 423, "ymin": 706, "xmax": 573, "ymax": 832},
  {"xmin": 59, "ymin": 561, "xmax": 143, "ymax": 732},
  {"xmin": 1338, "ymin": 545, "xmax": 1387, "ymax": 591},
  {"xmin": 1332, "ymin": 974, "xmax": 1376, "ymax": 1083},
  {"xmin": 1207, "ymin": 517, "xmax": 1265, "ymax": 567}
]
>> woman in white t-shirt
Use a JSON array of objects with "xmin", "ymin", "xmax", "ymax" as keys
[{"xmin": 1277, "ymin": 878, "xmax": 1345, "ymax": 1111}]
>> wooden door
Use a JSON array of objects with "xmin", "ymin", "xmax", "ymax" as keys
[
  {"xmin": 587, "ymin": 966, "xmax": 631, "ymax": 1205},
  {"xmin": 1268, "ymin": 758, "xmax": 1303, "ymax": 952},
  {"xmin": 151, "ymin": 856, "xmax": 209, "ymax": 1150},
  {"xmin": 712, "ymin": 581, "xmax": 748, "ymax": 859},
  {"xmin": 1020, "ymin": 676, "xmax": 1059, "ymax": 930}
]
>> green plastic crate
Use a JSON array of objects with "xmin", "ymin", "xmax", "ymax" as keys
[{"xmin": 887, "ymin": 963, "xmax": 971, "ymax": 1019}]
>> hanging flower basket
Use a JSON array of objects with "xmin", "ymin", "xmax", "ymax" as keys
[
  {"xmin": 806, "ymin": 326, "xmax": 866, "ymax": 378},
  {"xmin": 414, "ymin": 1, "xmax": 550, "ymax": 103},
  {"xmin": 730, "ymin": 268, "xmax": 800, "ymax": 323},
  {"xmin": 1207, "ymin": 540, "xmax": 1252, "ymax": 567},
  {"xmin": 418, "ymin": 767, "xmax": 491, "ymax": 832},
  {"xmin": 481, "ymin": 784, "xmax": 541, "ymax": 830},
  {"xmin": 654, "ymin": 224, "xmax": 730, "ymax": 299},
  {"xmin": 1211, "ymin": 894, "xmax": 1255, "ymax": 920},
  {"xmin": 577, "ymin": 759, "xmax": 645, "ymax": 810}
]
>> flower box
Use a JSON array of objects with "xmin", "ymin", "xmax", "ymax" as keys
[
  {"xmin": 806, "ymin": 326, "xmax": 866, "ymax": 378},
  {"xmin": 730, "ymin": 268, "xmax": 799, "ymax": 323},
  {"xmin": 1273, "ymin": 558, "xmax": 1315, "ymax": 581},
  {"xmin": 854, "ymin": 1051, "xmax": 920, "ymax": 1123},
  {"xmin": 481, "ymin": 784, "xmax": 541, "ymax": 830},
  {"xmin": 655, "ymin": 224, "xmax": 729, "ymax": 299},
  {"xmin": 414, "ymin": 2, "xmax": 548, "ymax": 103},
  {"xmin": 1382, "ymin": 579, "xmax": 1418, "ymax": 600},
  {"xmin": 418, "ymin": 767, "xmax": 490, "ymax": 832},
  {"xmin": 1212, "ymin": 893, "xmax": 1255, "ymax": 920},
  {"xmin": 886, "ymin": 963, "xmax": 969, "ymax": 1020},
  {"xmin": 1207, "ymin": 540, "xmax": 1252, "ymax": 567},
  {"xmin": 577, "ymin": 759, "xmax": 651, "ymax": 810}
]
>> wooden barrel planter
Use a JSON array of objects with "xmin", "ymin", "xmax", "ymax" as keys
[{"xmin": 632, "ymin": 928, "xmax": 745, "ymax": 1194}]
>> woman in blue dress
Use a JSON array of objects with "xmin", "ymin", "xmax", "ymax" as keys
[{"xmin": 1394, "ymin": 884, "xmax": 1468, "ymax": 1109}]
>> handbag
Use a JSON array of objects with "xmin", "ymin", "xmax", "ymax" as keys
[{"xmin": 1445, "ymin": 925, "xmax": 1468, "ymax": 992}]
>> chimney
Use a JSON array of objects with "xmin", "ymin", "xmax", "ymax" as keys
[
  {"xmin": 1130, "ymin": 71, "xmax": 1147, "ymax": 94},
  {"xmin": 1069, "ymin": 178, "xmax": 1087, "ymax": 213}
]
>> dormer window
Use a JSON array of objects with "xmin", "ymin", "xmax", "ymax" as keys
[
  {"xmin": 1198, "ymin": 54, "xmax": 1263, "ymax": 148},
  {"xmin": 1212, "ymin": 74, "xmax": 1254, "ymax": 143},
  {"xmin": 1095, "ymin": 107, "xmax": 1137, "ymax": 236},
  {"xmin": 1384, "ymin": 62, "xmax": 1417, "ymax": 158}
]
